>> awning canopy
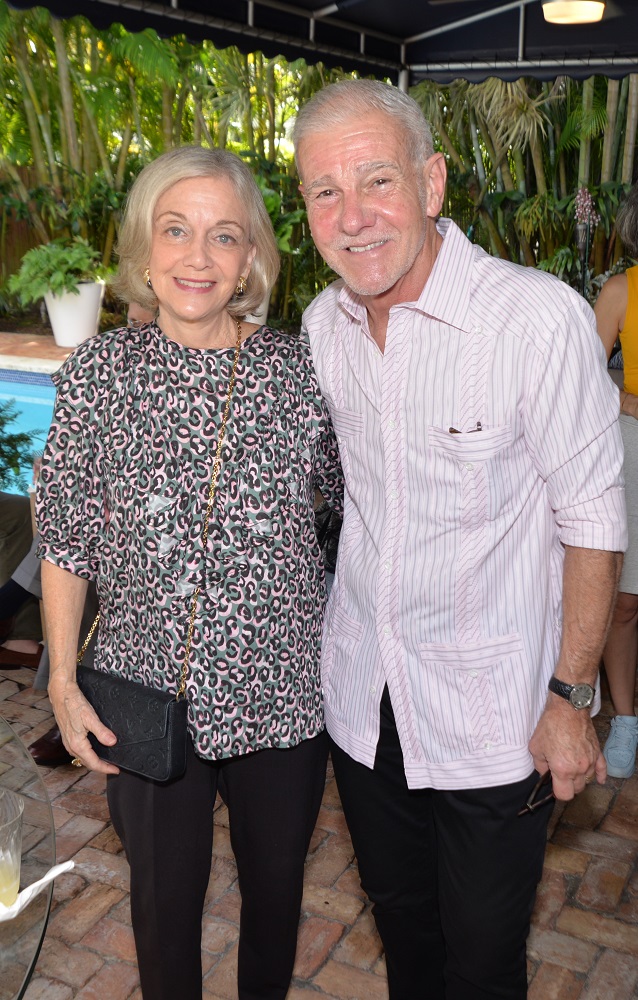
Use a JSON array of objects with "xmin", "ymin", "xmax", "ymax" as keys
[{"xmin": 9, "ymin": 0, "xmax": 638, "ymax": 84}]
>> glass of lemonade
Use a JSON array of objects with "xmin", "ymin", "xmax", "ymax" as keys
[{"xmin": 0, "ymin": 789, "xmax": 25, "ymax": 907}]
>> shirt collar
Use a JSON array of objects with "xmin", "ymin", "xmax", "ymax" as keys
[{"xmin": 337, "ymin": 218, "xmax": 475, "ymax": 333}]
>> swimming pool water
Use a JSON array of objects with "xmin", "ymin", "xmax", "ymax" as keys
[{"xmin": 0, "ymin": 368, "xmax": 55, "ymax": 493}]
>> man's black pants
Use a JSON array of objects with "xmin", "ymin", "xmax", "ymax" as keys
[
  {"xmin": 107, "ymin": 732, "xmax": 328, "ymax": 1000},
  {"xmin": 330, "ymin": 688, "xmax": 550, "ymax": 999}
]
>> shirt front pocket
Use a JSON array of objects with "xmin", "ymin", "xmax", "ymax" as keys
[
  {"xmin": 321, "ymin": 604, "xmax": 364, "ymax": 715},
  {"xmin": 427, "ymin": 424, "xmax": 513, "ymax": 527},
  {"xmin": 415, "ymin": 633, "xmax": 532, "ymax": 761},
  {"xmin": 330, "ymin": 406, "xmax": 364, "ymax": 489}
]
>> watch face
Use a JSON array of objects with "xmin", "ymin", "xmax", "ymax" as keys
[{"xmin": 570, "ymin": 684, "xmax": 594, "ymax": 709}]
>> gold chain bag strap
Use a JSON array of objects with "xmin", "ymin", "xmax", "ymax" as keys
[{"xmin": 75, "ymin": 319, "xmax": 242, "ymax": 782}]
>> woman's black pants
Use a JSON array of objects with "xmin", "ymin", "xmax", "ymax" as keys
[
  {"xmin": 106, "ymin": 732, "xmax": 328, "ymax": 1000},
  {"xmin": 330, "ymin": 688, "xmax": 550, "ymax": 1000}
]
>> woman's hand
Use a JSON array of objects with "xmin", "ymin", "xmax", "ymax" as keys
[
  {"xmin": 48, "ymin": 671, "xmax": 119, "ymax": 774},
  {"xmin": 41, "ymin": 560, "xmax": 119, "ymax": 774}
]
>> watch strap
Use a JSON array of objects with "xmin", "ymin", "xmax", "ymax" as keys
[{"xmin": 548, "ymin": 676, "xmax": 573, "ymax": 701}]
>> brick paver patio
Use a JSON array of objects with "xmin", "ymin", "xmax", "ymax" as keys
[{"xmin": 2, "ymin": 331, "xmax": 637, "ymax": 999}]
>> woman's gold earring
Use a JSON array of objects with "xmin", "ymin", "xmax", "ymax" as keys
[
  {"xmin": 144, "ymin": 268, "xmax": 152, "ymax": 289},
  {"xmin": 235, "ymin": 276, "xmax": 246, "ymax": 297}
]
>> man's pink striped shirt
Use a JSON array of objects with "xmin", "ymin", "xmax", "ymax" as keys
[{"xmin": 303, "ymin": 219, "xmax": 627, "ymax": 790}]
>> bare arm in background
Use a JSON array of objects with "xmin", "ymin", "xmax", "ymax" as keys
[{"xmin": 594, "ymin": 274, "xmax": 638, "ymax": 418}]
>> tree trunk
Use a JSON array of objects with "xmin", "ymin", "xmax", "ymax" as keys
[
  {"xmin": 266, "ymin": 59, "xmax": 276, "ymax": 162},
  {"xmin": 14, "ymin": 39, "xmax": 56, "ymax": 187},
  {"xmin": 71, "ymin": 66, "xmax": 114, "ymax": 184},
  {"xmin": 601, "ymin": 79, "xmax": 620, "ymax": 182},
  {"xmin": 543, "ymin": 83, "xmax": 558, "ymax": 199},
  {"xmin": 613, "ymin": 76, "xmax": 630, "ymax": 183},
  {"xmin": 0, "ymin": 158, "xmax": 49, "ymax": 243},
  {"xmin": 173, "ymin": 85, "xmax": 188, "ymax": 147},
  {"xmin": 128, "ymin": 76, "xmax": 148, "ymax": 163},
  {"xmin": 595, "ymin": 79, "xmax": 621, "ymax": 274},
  {"xmin": 529, "ymin": 134, "xmax": 547, "ymax": 195},
  {"xmin": 242, "ymin": 55, "xmax": 255, "ymax": 155},
  {"xmin": 578, "ymin": 76, "xmax": 595, "ymax": 188},
  {"xmin": 469, "ymin": 109, "xmax": 486, "ymax": 187},
  {"xmin": 50, "ymin": 16, "xmax": 80, "ymax": 173},
  {"xmin": 190, "ymin": 90, "xmax": 215, "ymax": 147},
  {"xmin": 162, "ymin": 84, "xmax": 174, "ymax": 152},
  {"xmin": 622, "ymin": 73, "xmax": 638, "ymax": 184},
  {"xmin": 513, "ymin": 149, "xmax": 527, "ymax": 195}
]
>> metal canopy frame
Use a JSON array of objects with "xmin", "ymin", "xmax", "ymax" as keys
[{"xmin": 9, "ymin": 0, "xmax": 638, "ymax": 83}]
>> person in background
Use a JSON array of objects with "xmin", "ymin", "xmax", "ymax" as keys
[
  {"xmin": 0, "ymin": 478, "xmax": 43, "ymax": 669},
  {"xmin": 37, "ymin": 145, "xmax": 341, "ymax": 1000},
  {"xmin": 0, "ymin": 533, "xmax": 42, "ymax": 668},
  {"xmin": 594, "ymin": 181, "xmax": 638, "ymax": 778},
  {"xmin": 294, "ymin": 79, "xmax": 625, "ymax": 999}
]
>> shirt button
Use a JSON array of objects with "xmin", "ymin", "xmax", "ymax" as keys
[
  {"xmin": 370, "ymin": 686, "xmax": 376, "ymax": 695},
  {"xmin": 484, "ymin": 741, "xmax": 492, "ymax": 750},
  {"xmin": 470, "ymin": 670, "xmax": 478, "ymax": 678},
  {"xmin": 383, "ymin": 625, "xmax": 392, "ymax": 636},
  {"xmin": 390, "ymin": 489, "xmax": 398, "ymax": 499},
  {"xmin": 388, "ymin": 419, "xmax": 396, "ymax": 429},
  {"xmin": 464, "ymin": 463, "xmax": 474, "ymax": 470},
  {"xmin": 475, "ymin": 325, "xmax": 483, "ymax": 334},
  {"xmin": 384, "ymin": 560, "xmax": 392, "ymax": 570}
]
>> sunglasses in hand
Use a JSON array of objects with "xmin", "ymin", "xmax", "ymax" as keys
[{"xmin": 517, "ymin": 771, "xmax": 555, "ymax": 817}]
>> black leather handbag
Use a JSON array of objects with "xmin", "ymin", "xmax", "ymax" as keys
[
  {"xmin": 76, "ymin": 665, "xmax": 189, "ymax": 782},
  {"xmin": 72, "ymin": 318, "xmax": 243, "ymax": 783}
]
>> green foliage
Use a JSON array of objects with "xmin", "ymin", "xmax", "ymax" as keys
[
  {"xmin": 556, "ymin": 97, "xmax": 607, "ymax": 155},
  {"xmin": 244, "ymin": 156, "xmax": 306, "ymax": 254},
  {"xmin": 0, "ymin": 400, "xmax": 38, "ymax": 492},
  {"xmin": 8, "ymin": 237, "xmax": 102, "ymax": 305},
  {"xmin": 537, "ymin": 246, "xmax": 578, "ymax": 282},
  {"xmin": 1, "ymin": 1, "xmax": 636, "ymax": 318},
  {"xmin": 515, "ymin": 192, "xmax": 564, "ymax": 242}
]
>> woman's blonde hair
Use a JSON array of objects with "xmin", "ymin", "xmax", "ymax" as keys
[{"xmin": 111, "ymin": 146, "xmax": 280, "ymax": 318}]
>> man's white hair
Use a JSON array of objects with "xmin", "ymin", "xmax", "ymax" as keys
[{"xmin": 292, "ymin": 79, "xmax": 435, "ymax": 168}]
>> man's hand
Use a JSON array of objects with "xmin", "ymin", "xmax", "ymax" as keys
[
  {"xmin": 529, "ymin": 695, "xmax": 606, "ymax": 800},
  {"xmin": 531, "ymin": 545, "xmax": 621, "ymax": 800}
]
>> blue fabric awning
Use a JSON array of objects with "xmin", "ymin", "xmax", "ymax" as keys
[{"xmin": 9, "ymin": 0, "xmax": 638, "ymax": 84}]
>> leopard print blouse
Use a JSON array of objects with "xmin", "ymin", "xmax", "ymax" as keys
[{"xmin": 37, "ymin": 322, "xmax": 343, "ymax": 760}]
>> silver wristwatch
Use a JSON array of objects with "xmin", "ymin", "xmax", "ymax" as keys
[{"xmin": 548, "ymin": 676, "xmax": 595, "ymax": 710}]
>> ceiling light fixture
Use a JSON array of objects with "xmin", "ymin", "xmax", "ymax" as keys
[{"xmin": 542, "ymin": 0, "xmax": 605, "ymax": 23}]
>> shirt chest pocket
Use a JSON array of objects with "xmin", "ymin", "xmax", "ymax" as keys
[
  {"xmin": 330, "ymin": 406, "xmax": 364, "ymax": 488},
  {"xmin": 426, "ymin": 424, "xmax": 514, "ymax": 526}
]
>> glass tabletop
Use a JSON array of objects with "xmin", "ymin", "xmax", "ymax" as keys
[{"xmin": 0, "ymin": 716, "xmax": 55, "ymax": 1000}]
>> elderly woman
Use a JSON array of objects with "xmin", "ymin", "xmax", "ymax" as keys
[{"xmin": 37, "ymin": 146, "xmax": 342, "ymax": 1000}]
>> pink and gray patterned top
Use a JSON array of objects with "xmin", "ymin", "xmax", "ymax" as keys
[{"xmin": 37, "ymin": 322, "xmax": 343, "ymax": 761}]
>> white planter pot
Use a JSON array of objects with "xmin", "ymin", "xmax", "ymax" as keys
[{"xmin": 44, "ymin": 281, "xmax": 105, "ymax": 348}]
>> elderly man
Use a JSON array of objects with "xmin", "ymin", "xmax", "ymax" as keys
[{"xmin": 294, "ymin": 80, "xmax": 626, "ymax": 999}]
